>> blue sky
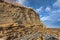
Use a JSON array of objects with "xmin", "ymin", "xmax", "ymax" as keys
[{"xmin": 17, "ymin": 0, "xmax": 60, "ymax": 28}]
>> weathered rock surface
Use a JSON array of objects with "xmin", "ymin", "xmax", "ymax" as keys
[
  {"xmin": 0, "ymin": 0, "xmax": 44, "ymax": 40},
  {"xmin": 0, "ymin": 0, "xmax": 60, "ymax": 40},
  {"xmin": 0, "ymin": 0, "xmax": 42, "ymax": 28}
]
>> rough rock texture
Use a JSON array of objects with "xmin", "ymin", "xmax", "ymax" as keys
[
  {"xmin": 0, "ymin": 0, "xmax": 44, "ymax": 40},
  {"xmin": 0, "ymin": 0, "xmax": 42, "ymax": 27},
  {"xmin": 0, "ymin": 0, "xmax": 60, "ymax": 40}
]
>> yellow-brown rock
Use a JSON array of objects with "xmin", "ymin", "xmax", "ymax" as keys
[
  {"xmin": 0, "ymin": 0, "xmax": 60, "ymax": 40},
  {"xmin": 0, "ymin": 0, "xmax": 42, "ymax": 28}
]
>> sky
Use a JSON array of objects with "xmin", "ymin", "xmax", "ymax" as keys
[{"xmin": 16, "ymin": 0, "xmax": 60, "ymax": 28}]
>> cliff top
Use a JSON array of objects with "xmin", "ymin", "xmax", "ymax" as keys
[{"xmin": 0, "ymin": 0, "xmax": 42, "ymax": 28}]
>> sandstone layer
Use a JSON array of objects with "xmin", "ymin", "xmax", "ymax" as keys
[
  {"xmin": 0, "ymin": 0, "xmax": 44, "ymax": 40},
  {"xmin": 0, "ymin": 0, "xmax": 60, "ymax": 40}
]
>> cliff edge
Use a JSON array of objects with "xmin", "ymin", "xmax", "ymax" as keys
[
  {"xmin": 0, "ymin": 0, "xmax": 43, "ymax": 28},
  {"xmin": 0, "ymin": 0, "xmax": 45, "ymax": 40}
]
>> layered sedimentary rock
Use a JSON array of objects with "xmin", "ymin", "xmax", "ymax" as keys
[
  {"xmin": 0, "ymin": 0, "xmax": 42, "ymax": 28},
  {"xmin": 0, "ymin": 0, "xmax": 44, "ymax": 40},
  {"xmin": 0, "ymin": 0, "xmax": 60, "ymax": 40}
]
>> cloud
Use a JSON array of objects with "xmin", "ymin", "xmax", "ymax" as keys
[
  {"xmin": 18, "ymin": 0, "xmax": 30, "ymax": 6},
  {"xmin": 18, "ymin": 0, "xmax": 26, "ymax": 4},
  {"xmin": 41, "ymin": 9, "xmax": 60, "ymax": 21},
  {"xmin": 53, "ymin": 0, "xmax": 60, "ymax": 8},
  {"xmin": 45, "ymin": 7, "xmax": 51, "ymax": 12},
  {"xmin": 51, "ymin": 10, "xmax": 60, "ymax": 14},
  {"xmin": 36, "ymin": 7, "xmax": 43, "ymax": 13},
  {"xmin": 41, "ymin": 9, "xmax": 60, "ymax": 28},
  {"xmin": 35, "ymin": 7, "xmax": 43, "ymax": 18},
  {"xmin": 41, "ymin": 16, "xmax": 51, "ymax": 21}
]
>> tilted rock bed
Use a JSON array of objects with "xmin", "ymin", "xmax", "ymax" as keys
[
  {"xmin": 0, "ymin": 0, "xmax": 59, "ymax": 40},
  {"xmin": 0, "ymin": 25, "xmax": 43, "ymax": 40}
]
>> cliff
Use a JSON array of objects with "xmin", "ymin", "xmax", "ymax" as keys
[
  {"xmin": 0, "ymin": 0, "xmax": 42, "ymax": 28},
  {"xmin": 0, "ymin": 0, "xmax": 44, "ymax": 40},
  {"xmin": 0, "ymin": 0, "xmax": 60, "ymax": 40}
]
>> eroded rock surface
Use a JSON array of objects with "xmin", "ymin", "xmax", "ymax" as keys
[
  {"xmin": 0, "ymin": 0, "xmax": 44, "ymax": 40},
  {"xmin": 0, "ymin": 0, "xmax": 60, "ymax": 40},
  {"xmin": 0, "ymin": 0, "xmax": 42, "ymax": 27}
]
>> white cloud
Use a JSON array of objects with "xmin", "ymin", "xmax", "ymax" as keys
[
  {"xmin": 53, "ymin": 0, "xmax": 60, "ymax": 7},
  {"xmin": 36, "ymin": 7, "xmax": 43, "ymax": 13},
  {"xmin": 51, "ymin": 10, "xmax": 60, "ymax": 14},
  {"xmin": 41, "ymin": 16, "xmax": 50, "ymax": 21},
  {"xmin": 41, "ymin": 9, "xmax": 60, "ymax": 22},
  {"xmin": 45, "ymin": 7, "xmax": 51, "ymax": 12},
  {"xmin": 18, "ymin": 0, "xmax": 27, "ymax": 5},
  {"xmin": 41, "ymin": 9, "xmax": 60, "ymax": 28},
  {"xmin": 3, "ymin": 0, "xmax": 26, "ymax": 6}
]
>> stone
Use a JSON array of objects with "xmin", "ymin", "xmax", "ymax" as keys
[
  {"xmin": 0, "ymin": 0, "xmax": 60, "ymax": 40},
  {"xmin": 0, "ymin": 0, "xmax": 42, "ymax": 28}
]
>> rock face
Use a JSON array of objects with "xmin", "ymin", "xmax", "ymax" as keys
[
  {"xmin": 0, "ymin": 0, "xmax": 42, "ymax": 27},
  {"xmin": 0, "ymin": 0, "xmax": 44, "ymax": 40},
  {"xmin": 0, "ymin": 0, "xmax": 60, "ymax": 40}
]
